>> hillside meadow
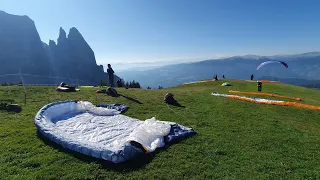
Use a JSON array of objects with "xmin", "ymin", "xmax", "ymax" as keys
[{"xmin": 0, "ymin": 80, "xmax": 320, "ymax": 179}]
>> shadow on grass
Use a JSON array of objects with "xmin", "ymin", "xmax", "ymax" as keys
[
  {"xmin": 165, "ymin": 99, "xmax": 185, "ymax": 108},
  {"xmin": 119, "ymin": 94, "xmax": 143, "ymax": 104},
  {"xmin": 166, "ymin": 101, "xmax": 185, "ymax": 108},
  {"xmin": 36, "ymin": 130, "xmax": 195, "ymax": 172},
  {"xmin": 97, "ymin": 88, "xmax": 143, "ymax": 104}
]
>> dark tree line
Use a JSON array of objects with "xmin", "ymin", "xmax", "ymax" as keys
[
  {"xmin": 99, "ymin": 79, "xmax": 166, "ymax": 89},
  {"xmin": 125, "ymin": 80, "xmax": 141, "ymax": 88},
  {"xmin": 1, "ymin": 82, "xmax": 23, "ymax": 86},
  {"xmin": 100, "ymin": 79, "xmax": 141, "ymax": 88}
]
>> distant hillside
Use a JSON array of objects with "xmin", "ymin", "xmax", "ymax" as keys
[
  {"xmin": 0, "ymin": 10, "xmax": 116, "ymax": 85},
  {"xmin": 117, "ymin": 52, "xmax": 320, "ymax": 88}
]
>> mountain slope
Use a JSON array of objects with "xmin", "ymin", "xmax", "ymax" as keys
[
  {"xmin": 0, "ymin": 10, "xmax": 114, "ymax": 85},
  {"xmin": 0, "ymin": 10, "xmax": 52, "ymax": 83}
]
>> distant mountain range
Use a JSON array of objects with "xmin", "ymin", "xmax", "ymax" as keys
[
  {"xmin": 1, "ymin": 10, "xmax": 319, "ymax": 88},
  {"xmin": 0, "ymin": 10, "xmax": 116, "ymax": 85},
  {"xmin": 117, "ymin": 52, "xmax": 320, "ymax": 89},
  {"xmin": 107, "ymin": 58, "xmax": 200, "ymax": 72}
]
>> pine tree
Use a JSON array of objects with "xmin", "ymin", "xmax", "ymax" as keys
[{"xmin": 136, "ymin": 82, "xmax": 141, "ymax": 88}]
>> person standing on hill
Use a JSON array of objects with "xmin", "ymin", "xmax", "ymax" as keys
[
  {"xmin": 251, "ymin": 74, "xmax": 254, "ymax": 80},
  {"xmin": 107, "ymin": 64, "xmax": 114, "ymax": 87},
  {"xmin": 213, "ymin": 74, "xmax": 218, "ymax": 81}
]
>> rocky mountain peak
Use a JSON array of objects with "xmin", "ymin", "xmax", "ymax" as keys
[
  {"xmin": 49, "ymin": 40, "xmax": 56, "ymax": 48},
  {"xmin": 57, "ymin": 27, "xmax": 67, "ymax": 45}
]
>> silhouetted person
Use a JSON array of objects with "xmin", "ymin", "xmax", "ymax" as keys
[
  {"xmin": 116, "ymin": 79, "xmax": 123, "ymax": 87},
  {"xmin": 107, "ymin": 64, "xmax": 114, "ymax": 87},
  {"xmin": 251, "ymin": 74, "xmax": 254, "ymax": 80},
  {"xmin": 222, "ymin": 75, "xmax": 225, "ymax": 79},
  {"xmin": 257, "ymin": 81, "xmax": 262, "ymax": 92},
  {"xmin": 213, "ymin": 74, "xmax": 218, "ymax": 81}
]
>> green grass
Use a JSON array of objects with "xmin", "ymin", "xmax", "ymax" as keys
[{"xmin": 0, "ymin": 80, "xmax": 320, "ymax": 180}]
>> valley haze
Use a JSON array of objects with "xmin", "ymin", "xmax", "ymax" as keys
[
  {"xmin": 115, "ymin": 52, "xmax": 320, "ymax": 89},
  {"xmin": 0, "ymin": 9, "xmax": 319, "ymax": 89}
]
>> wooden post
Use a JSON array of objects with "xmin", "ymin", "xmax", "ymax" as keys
[{"xmin": 19, "ymin": 68, "xmax": 27, "ymax": 105}]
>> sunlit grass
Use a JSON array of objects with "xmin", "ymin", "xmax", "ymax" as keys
[{"xmin": 0, "ymin": 80, "xmax": 319, "ymax": 179}]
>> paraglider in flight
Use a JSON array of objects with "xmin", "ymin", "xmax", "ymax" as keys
[{"xmin": 256, "ymin": 60, "xmax": 288, "ymax": 70}]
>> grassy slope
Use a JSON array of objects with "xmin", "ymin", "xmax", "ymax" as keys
[{"xmin": 0, "ymin": 80, "xmax": 320, "ymax": 180}]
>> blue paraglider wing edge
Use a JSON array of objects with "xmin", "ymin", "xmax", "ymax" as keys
[{"xmin": 256, "ymin": 60, "xmax": 288, "ymax": 70}]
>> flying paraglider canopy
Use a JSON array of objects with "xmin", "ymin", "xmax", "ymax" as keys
[{"xmin": 256, "ymin": 60, "xmax": 288, "ymax": 70}]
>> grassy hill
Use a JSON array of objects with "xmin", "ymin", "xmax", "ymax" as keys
[{"xmin": 0, "ymin": 80, "xmax": 320, "ymax": 179}]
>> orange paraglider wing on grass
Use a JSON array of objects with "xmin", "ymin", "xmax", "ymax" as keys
[{"xmin": 229, "ymin": 90, "xmax": 302, "ymax": 101}]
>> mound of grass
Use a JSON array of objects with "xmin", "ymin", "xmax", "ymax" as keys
[{"xmin": 0, "ymin": 80, "xmax": 319, "ymax": 179}]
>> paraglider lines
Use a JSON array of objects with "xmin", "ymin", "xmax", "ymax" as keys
[{"xmin": 229, "ymin": 90, "xmax": 302, "ymax": 101}]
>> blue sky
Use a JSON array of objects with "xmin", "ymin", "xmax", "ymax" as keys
[{"xmin": 1, "ymin": 0, "xmax": 320, "ymax": 64}]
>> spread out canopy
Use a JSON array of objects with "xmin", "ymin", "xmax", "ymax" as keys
[
  {"xmin": 256, "ymin": 60, "xmax": 288, "ymax": 70},
  {"xmin": 34, "ymin": 100, "xmax": 197, "ymax": 163}
]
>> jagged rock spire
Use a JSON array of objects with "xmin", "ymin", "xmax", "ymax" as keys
[{"xmin": 57, "ymin": 27, "xmax": 67, "ymax": 45}]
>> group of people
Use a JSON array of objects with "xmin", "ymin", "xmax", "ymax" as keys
[
  {"xmin": 108, "ymin": 64, "xmax": 256, "ymax": 87},
  {"xmin": 213, "ymin": 74, "xmax": 224, "ymax": 80},
  {"xmin": 213, "ymin": 74, "xmax": 254, "ymax": 81},
  {"xmin": 213, "ymin": 74, "xmax": 225, "ymax": 80}
]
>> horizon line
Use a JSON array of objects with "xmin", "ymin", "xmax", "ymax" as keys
[{"xmin": 97, "ymin": 50, "xmax": 320, "ymax": 65}]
